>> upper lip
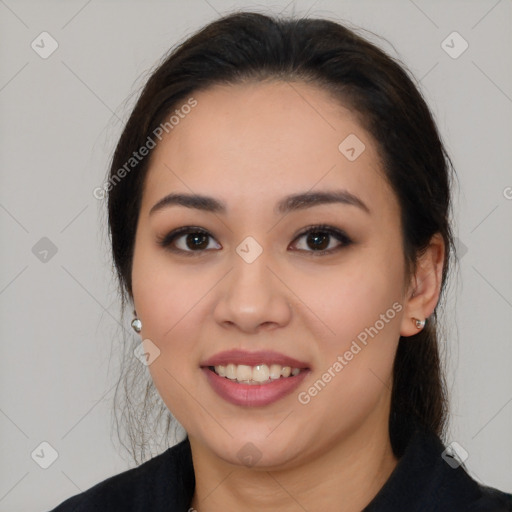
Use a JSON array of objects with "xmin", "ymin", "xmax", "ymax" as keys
[{"xmin": 200, "ymin": 349, "xmax": 310, "ymax": 369}]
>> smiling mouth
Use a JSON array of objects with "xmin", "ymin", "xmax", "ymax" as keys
[{"xmin": 208, "ymin": 363, "xmax": 306, "ymax": 385}]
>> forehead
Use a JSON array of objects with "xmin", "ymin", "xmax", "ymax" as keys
[{"xmin": 141, "ymin": 80, "xmax": 396, "ymax": 218}]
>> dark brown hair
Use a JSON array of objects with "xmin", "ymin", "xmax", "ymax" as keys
[{"xmin": 108, "ymin": 11, "xmax": 455, "ymax": 463}]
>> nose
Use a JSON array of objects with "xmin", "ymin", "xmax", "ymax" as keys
[{"xmin": 212, "ymin": 249, "xmax": 293, "ymax": 334}]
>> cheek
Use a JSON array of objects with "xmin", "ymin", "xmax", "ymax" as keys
[
  {"xmin": 132, "ymin": 232, "xmax": 203, "ymax": 340},
  {"xmin": 291, "ymin": 246, "xmax": 404, "ymax": 417},
  {"xmin": 131, "ymin": 243, "xmax": 215, "ymax": 422},
  {"xmin": 132, "ymin": 265, "xmax": 207, "ymax": 363},
  {"xmin": 294, "ymin": 244, "xmax": 405, "ymax": 352},
  {"xmin": 293, "ymin": 288, "xmax": 402, "ymax": 440}
]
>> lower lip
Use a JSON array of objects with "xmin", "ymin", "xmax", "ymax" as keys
[{"xmin": 202, "ymin": 367, "xmax": 309, "ymax": 407}]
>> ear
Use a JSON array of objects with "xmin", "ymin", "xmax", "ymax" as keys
[{"xmin": 400, "ymin": 233, "xmax": 445, "ymax": 337}]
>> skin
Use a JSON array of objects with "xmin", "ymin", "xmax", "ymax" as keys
[{"xmin": 130, "ymin": 80, "xmax": 445, "ymax": 511}]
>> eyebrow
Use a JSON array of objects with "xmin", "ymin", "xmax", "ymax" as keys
[{"xmin": 149, "ymin": 189, "xmax": 370, "ymax": 216}]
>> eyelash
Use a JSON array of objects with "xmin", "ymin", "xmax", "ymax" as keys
[{"xmin": 156, "ymin": 224, "xmax": 353, "ymax": 257}]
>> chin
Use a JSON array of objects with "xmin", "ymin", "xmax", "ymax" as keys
[{"xmin": 202, "ymin": 427, "xmax": 306, "ymax": 470}]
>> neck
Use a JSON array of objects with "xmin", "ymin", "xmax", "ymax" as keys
[{"xmin": 189, "ymin": 413, "xmax": 398, "ymax": 512}]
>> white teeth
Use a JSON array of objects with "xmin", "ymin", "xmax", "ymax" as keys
[
  {"xmin": 253, "ymin": 364, "xmax": 270, "ymax": 382},
  {"xmin": 236, "ymin": 364, "xmax": 252, "ymax": 382},
  {"xmin": 213, "ymin": 363, "xmax": 302, "ymax": 384},
  {"xmin": 269, "ymin": 364, "xmax": 282, "ymax": 379},
  {"xmin": 225, "ymin": 363, "xmax": 237, "ymax": 380}
]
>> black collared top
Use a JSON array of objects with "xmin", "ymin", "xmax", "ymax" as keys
[{"xmin": 48, "ymin": 426, "xmax": 512, "ymax": 511}]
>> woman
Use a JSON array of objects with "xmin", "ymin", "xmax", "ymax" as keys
[{"xmin": 48, "ymin": 11, "xmax": 512, "ymax": 512}]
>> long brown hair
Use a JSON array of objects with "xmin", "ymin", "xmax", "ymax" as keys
[{"xmin": 107, "ymin": 12, "xmax": 455, "ymax": 463}]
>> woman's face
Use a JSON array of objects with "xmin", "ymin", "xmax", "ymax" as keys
[{"xmin": 131, "ymin": 80, "xmax": 412, "ymax": 468}]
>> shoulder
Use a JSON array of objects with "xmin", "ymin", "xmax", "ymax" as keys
[
  {"xmin": 471, "ymin": 484, "xmax": 512, "ymax": 512},
  {"xmin": 365, "ymin": 424, "xmax": 512, "ymax": 511},
  {"xmin": 46, "ymin": 438, "xmax": 195, "ymax": 512}
]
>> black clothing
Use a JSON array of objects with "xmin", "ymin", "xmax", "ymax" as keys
[{"xmin": 48, "ymin": 426, "xmax": 512, "ymax": 511}]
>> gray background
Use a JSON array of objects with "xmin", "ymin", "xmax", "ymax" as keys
[{"xmin": 0, "ymin": 0, "xmax": 511, "ymax": 510}]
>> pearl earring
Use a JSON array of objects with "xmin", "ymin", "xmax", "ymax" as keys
[
  {"xmin": 413, "ymin": 318, "xmax": 426, "ymax": 329},
  {"xmin": 131, "ymin": 318, "xmax": 142, "ymax": 333}
]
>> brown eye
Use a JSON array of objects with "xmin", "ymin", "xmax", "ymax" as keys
[
  {"xmin": 157, "ymin": 227, "xmax": 221, "ymax": 255},
  {"xmin": 291, "ymin": 225, "xmax": 352, "ymax": 254},
  {"xmin": 183, "ymin": 232, "xmax": 210, "ymax": 250},
  {"xmin": 305, "ymin": 231, "xmax": 330, "ymax": 250}
]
